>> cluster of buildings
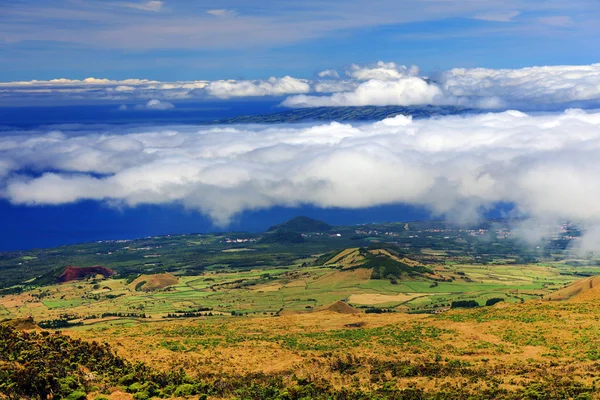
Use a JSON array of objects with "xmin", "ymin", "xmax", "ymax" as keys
[{"xmin": 222, "ymin": 237, "xmax": 257, "ymax": 244}]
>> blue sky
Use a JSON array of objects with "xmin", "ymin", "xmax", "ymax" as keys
[{"xmin": 1, "ymin": 0, "xmax": 599, "ymax": 81}]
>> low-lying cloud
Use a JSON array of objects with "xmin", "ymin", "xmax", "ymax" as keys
[
  {"xmin": 139, "ymin": 99, "xmax": 175, "ymax": 110},
  {"xmin": 441, "ymin": 64, "xmax": 600, "ymax": 108},
  {"xmin": 3, "ymin": 109, "xmax": 600, "ymax": 242},
  {"xmin": 282, "ymin": 78, "xmax": 445, "ymax": 107},
  {"xmin": 204, "ymin": 76, "xmax": 311, "ymax": 99},
  {"xmin": 284, "ymin": 62, "xmax": 600, "ymax": 109},
  {"xmin": 3, "ymin": 62, "xmax": 600, "ymax": 110}
]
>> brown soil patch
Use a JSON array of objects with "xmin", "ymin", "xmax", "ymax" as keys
[
  {"xmin": 322, "ymin": 300, "xmax": 362, "ymax": 314},
  {"xmin": 58, "ymin": 265, "xmax": 115, "ymax": 283},
  {"xmin": 348, "ymin": 292, "xmax": 421, "ymax": 305}
]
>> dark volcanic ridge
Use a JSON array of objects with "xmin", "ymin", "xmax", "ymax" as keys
[{"xmin": 215, "ymin": 105, "xmax": 474, "ymax": 124}]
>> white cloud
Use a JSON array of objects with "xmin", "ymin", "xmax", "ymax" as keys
[
  {"xmin": 122, "ymin": 1, "xmax": 164, "ymax": 12},
  {"xmin": 318, "ymin": 69, "xmax": 340, "ymax": 79},
  {"xmin": 441, "ymin": 63, "xmax": 600, "ymax": 107},
  {"xmin": 473, "ymin": 11, "xmax": 520, "ymax": 22},
  {"xmin": 286, "ymin": 62, "xmax": 600, "ymax": 109},
  {"xmin": 3, "ymin": 62, "xmax": 600, "ymax": 110},
  {"xmin": 313, "ymin": 80, "xmax": 358, "ymax": 93},
  {"xmin": 346, "ymin": 62, "xmax": 420, "ymax": 81},
  {"xmin": 4, "ymin": 109, "xmax": 600, "ymax": 233},
  {"xmin": 282, "ymin": 77, "xmax": 445, "ymax": 107},
  {"xmin": 140, "ymin": 99, "xmax": 174, "ymax": 110},
  {"xmin": 206, "ymin": 9, "xmax": 236, "ymax": 17},
  {"xmin": 204, "ymin": 76, "xmax": 311, "ymax": 99}
]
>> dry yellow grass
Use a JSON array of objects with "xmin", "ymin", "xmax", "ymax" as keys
[
  {"xmin": 58, "ymin": 296, "xmax": 600, "ymax": 399},
  {"xmin": 310, "ymin": 268, "xmax": 372, "ymax": 286},
  {"xmin": 348, "ymin": 292, "xmax": 422, "ymax": 305},
  {"xmin": 325, "ymin": 247, "xmax": 359, "ymax": 264},
  {"xmin": 544, "ymin": 275, "xmax": 600, "ymax": 301}
]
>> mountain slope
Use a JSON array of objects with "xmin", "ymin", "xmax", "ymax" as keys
[
  {"xmin": 315, "ymin": 245, "xmax": 432, "ymax": 279},
  {"xmin": 216, "ymin": 105, "xmax": 473, "ymax": 124},
  {"xmin": 545, "ymin": 276, "xmax": 600, "ymax": 302},
  {"xmin": 268, "ymin": 216, "xmax": 332, "ymax": 233}
]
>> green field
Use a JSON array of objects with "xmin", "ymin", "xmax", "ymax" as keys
[
  {"xmin": 1, "ymin": 257, "xmax": 589, "ymax": 324},
  {"xmin": 0, "ymin": 217, "xmax": 595, "ymax": 336}
]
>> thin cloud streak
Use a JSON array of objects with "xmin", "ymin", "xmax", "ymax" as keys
[{"xmin": 0, "ymin": 0, "xmax": 594, "ymax": 50}]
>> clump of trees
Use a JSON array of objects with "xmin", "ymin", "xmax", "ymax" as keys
[
  {"xmin": 37, "ymin": 319, "xmax": 83, "ymax": 329},
  {"xmin": 164, "ymin": 312, "xmax": 213, "ymax": 318},
  {"xmin": 100, "ymin": 312, "xmax": 148, "ymax": 318},
  {"xmin": 451, "ymin": 300, "xmax": 480, "ymax": 308},
  {"xmin": 485, "ymin": 297, "xmax": 505, "ymax": 306},
  {"xmin": 364, "ymin": 307, "xmax": 395, "ymax": 314}
]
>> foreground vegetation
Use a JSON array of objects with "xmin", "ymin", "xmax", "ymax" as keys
[
  {"xmin": 2, "ymin": 217, "xmax": 600, "ymax": 399},
  {"xmin": 3, "ymin": 294, "xmax": 600, "ymax": 399}
]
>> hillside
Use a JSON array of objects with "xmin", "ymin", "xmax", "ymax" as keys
[
  {"xmin": 268, "ymin": 216, "xmax": 332, "ymax": 233},
  {"xmin": 544, "ymin": 275, "xmax": 600, "ymax": 302},
  {"xmin": 316, "ymin": 246, "xmax": 432, "ymax": 279},
  {"xmin": 129, "ymin": 272, "xmax": 179, "ymax": 291},
  {"xmin": 258, "ymin": 230, "xmax": 305, "ymax": 244},
  {"xmin": 322, "ymin": 300, "xmax": 362, "ymax": 314}
]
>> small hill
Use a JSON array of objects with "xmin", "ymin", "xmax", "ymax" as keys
[
  {"xmin": 129, "ymin": 272, "xmax": 179, "ymax": 292},
  {"xmin": 57, "ymin": 265, "xmax": 115, "ymax": 283},
  {"xmin": 315, "ymin": 245, "xmax": 432, "ymax": 280},
  {"xmin": 259, "ymin": 230, "xmax": 305, "ymax": 244},
  {"xmin": 545, "ymin": 276, "xmax": 600, "ymax": 302},
  {"xmin": 268, "ymin": 216, "xmax": 332, "ymax": 233},
  {"xmin": 322, "ymin": 301, "xmax": 362, "ymax": 314}
]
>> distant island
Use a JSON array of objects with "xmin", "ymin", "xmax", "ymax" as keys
[{"xmin": 214, "ymin": 105, "xmax": 475, "ymax": 124}]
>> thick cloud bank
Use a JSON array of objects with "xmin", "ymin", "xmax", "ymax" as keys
[
  {"xmin": 285, "ymin": 62, "xmax": 600, "ymax": 109},
  {"xmin": 282, "ymin": 78, "xmax": 445, "ymax": 107},
  {"xmin": 2, "ymin": 110, "xmax": 600, "ymax": 235},
  {"xmin": 442, "ymin": 64, "xmax": 600, "ymax": 107},
  {"xmin": 3, "ymin": 63, "xmax": 600, "ymax": 110}
]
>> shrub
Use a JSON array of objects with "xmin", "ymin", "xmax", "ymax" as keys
[
  {"xmin": 133, "ymin": 392, "xmax": 149, "ymax": 400},
  {"xmin": 65, "ymin": 391, "xmax": 87, "ymax": 400},
  {"xmin": 486, "ymin": 297, "xmax": 505, "ymax": 306},
  {"xmin": 174, "ymin": 383, "xmax": 195, "ymax": 396}
]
